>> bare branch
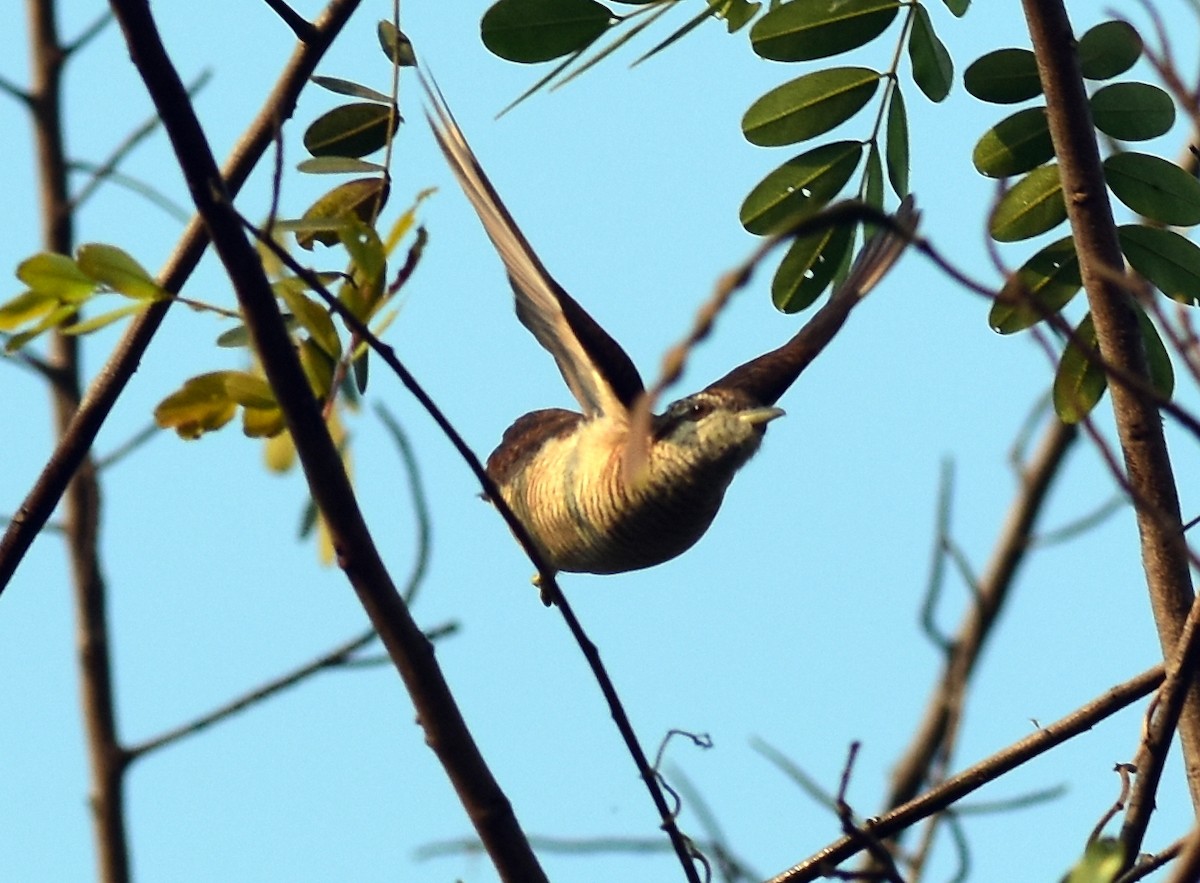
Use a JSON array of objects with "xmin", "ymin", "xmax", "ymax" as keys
[
  {"xmin": 1115, "ymin": 835, "xmax": 1184, "ymax": 883},
  {"xmin": 1164, "ymin": 825, "xmax": 1200, "ymax": 883},
  {"xmin": 94, "ymin": 423, "xmax": 159, "ymax": 471},
  {"xmin": 0, "ymin": 74, "xmax": 32, "ymax": 105},
  {"xmin": 70, "ymin": 68, "xmax": 212, "ymax": 215},
  {"xmin": 104, "ymin": 4, "xmax": 549, "ymax": 879},
  {"xmin": 25, "ymin": 1, "xmax": 127, "ymax": 878},
  {"xmin": 127, "ymin": 628, "xmax": 378, "ymax": 759},
  {"xmin": 261, "ymin": 0, "xmax": 318, "ymax": 42},
  {"xmin": 1123, "ymin": 591, "xmax": 1200, "ymax": 854},
  {"xmin": 883, "ymin": 415, "xmax": 1077, "ymax": 832},
  {"xmin": 241, "ymin": 215, "xmax": 706, "ymax": 883},
  {"xmin": 63, "ymin": 9, "xmax": 112, "ymax": 55},
  {"xmin": 1024, "ymin": 0, "xmax": 1200, "ymax": 811},
  {"xmin": 766, "ymin": 666, "xmax": 1163, "ymax": 882}
]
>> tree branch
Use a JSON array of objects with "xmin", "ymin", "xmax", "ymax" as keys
[
  {"xmin": 766, "ymin": 666, "xmax": 1163, "ymax": 882},
  {"xmin": 878, "ymin": 415, "xmax": 1076, "ymax": 847},
  {"xmin": 104, "ymin": 4, "xmax": 548, "ymax": 880},
  {"xmin": 27, "ymin": 1, "xmax": 128, "ymax": 878},
  {"xmin": 1023, "ymin": 0, "xmax": 1200, "ymax": 811}
]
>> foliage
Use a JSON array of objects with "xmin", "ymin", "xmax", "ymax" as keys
[
  {"xmin": 968, "ymin": 19, "xmax": 1188, "ymax": 421},
  {"xmin": 2, "ymin": 19, "xmax": 426, "ymax": 560},
  {"xmin": 478, "ymin": 0, "xmax": 1198, "ymax": 425}
]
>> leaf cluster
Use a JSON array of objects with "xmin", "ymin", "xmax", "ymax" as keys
[
  {"xmin": 0, "ymin": 19, "xmax": 427, "ymax": 563},
  {"xmin": 477, "ymin": 0, "xmax": 962, "ymax": 312},
  {"xmin": 1, "ymin": 245, "xmax": 169, "ymax": 351},
  {"xmin": 969, "ymin": 20, "xmax": 1190, "ymax": 422},
  {"xmin": 152, "ymin": 22, "xmax": 424, "ymax": 454}
]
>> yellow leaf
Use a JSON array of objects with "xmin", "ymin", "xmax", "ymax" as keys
[
  {"xmin": 0, "ymin": 290, "xmax": 59, "ymax": 331},
  {"xmin": 76, "ymin": 243, "xmax": 166, "ymax": 300},
  {"xmin": 154, "ymin": 372, "xmax": 238, "ymax": 439},
  {"xmin": 223, "ymin": 371, "xmax": 277, "ymax": 409},
  {"xmin": 263, "ymin": 431, "xmax": 297, "ymax": 472},
  {"xmin": 17, "ymin": 253, "xmax": 97, "ymax": 301}
]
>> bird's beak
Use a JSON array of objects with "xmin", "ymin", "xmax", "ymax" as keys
[{"xmin": 739, "ymin": 406, "xmax": 786, "ymax": 427}]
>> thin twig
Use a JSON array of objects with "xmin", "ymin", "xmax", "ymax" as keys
[
  {"xmin": 260, "ymin": 0, "xmax": 317, "ymax": 42},
  {"xmin": 241, "ymin": 213, "xmax": 706, "ymax": 883},
  {"xmin": 70, "ymin": 68, "xmax": 212, "ymax": 214},
  {"xmin": 94, "ymin": 423, "xmax": 159, "ymax": 471},
  {"xmin": 126, "ymin": 628, "xmax": 378, "ymax": 758},
  {"xmin": 63, "ymin": 9, "xmax": 112, "ymax": 55},
  {"xmin": 766, "ymin": 666, "xmax": 1164, "ymax": 882},
  {"xmin": 880, "ymin": 414, "xmax": 1077, "ymax": 853}
]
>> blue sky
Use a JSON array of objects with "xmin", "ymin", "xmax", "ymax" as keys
[{"xmin": 2, "ymin": 1, "xmax": 1198, "ymax": 881}]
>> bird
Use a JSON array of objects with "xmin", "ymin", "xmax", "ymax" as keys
[{"xmin": 423, "ymin": 81, "xmax": 918, "ymax": 577}]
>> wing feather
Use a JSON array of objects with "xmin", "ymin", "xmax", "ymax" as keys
[{"xmin": 422, "ymin": 74, "xmax": 643, "ymax": 418}]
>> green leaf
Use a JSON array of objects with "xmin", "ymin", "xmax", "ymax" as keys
[
  {"xmin": 1063, "ymin": 837, "xmax": 1125, "ymax": 883},
  {"xmin": 154, "ymin": 372, "xmax": 239, "ymax": 439},
  {"xmin": 863, "ymin": 143, "xmax": 884, "ymax": 211},
  {"xmin": 743, "ymin": 67, "xmax": 880, "ymax": 147},
  {"xmin": 277, "ymin": 285, "xmax": 341, "ymax": 360},
  {"xmin": 353, "ymin": 347, "xmax": 370, "ymax": 394},
  {"xmin": 294, "ymin": 178, "xmax": 389, "ymax": 250},
  {"xmin": 0, "ymin": 290, "xmax": 60, "ymax": 331},
  {"xmin": 243, "ymin": 403, "xmax": 287, "ymax": 439},
  {"xmin": 338, "ymin": 220, "xmax": 388, "ymax": 317},
  {"xmin": 16, "ymin": 253, "xmax": 96, "ymax": 302},
  {"xmin": 989, "ymin": 235, "xmax": 1080, "ymax": 333},
  {"xmin": 481, "ymin": 0, "xmax": 612, "ymax": 63},
  {"xmin": 216, "ymin": 324, "xmax": 252, "ymax": 347},
  {"xmin": 709, "ymin": 0, "xmax": 761, "ymax": 32},
  {"xmin": 377, "ymin": 21, "xmax": 416, "ymax": 66},
  {"xmin": 310, "ymin": 76, "xmax": 393, "ymax": 104},
  {"xmin": 297, "ymin": 157, "xmax": 388, "ymax": 175},
  {"xmin": 3, "ymin": 303, "xmax": 78, "ymax": 351},
  {"xmin": 739, "ymin": 140, "xmax": 863, "ymax": 235},
  {"xmin": 772, "ymin": 220, "xmax": 854, "ymax": 312},
  {"xmin": 223, "ymin": 372, "xmax": 278, "ymax": 409},
  {"xmin": 940, "ymin": 0, "xmax": 969, "ymax": 15},
  {"xmin": 264, "ymin": 430, "xmax": 296, "ymax": 472},
  {"xmin": 1119, "ymin": 224, "xmax": 1200, "ymax": 304},
  {"xmin": 1053, "ymin": 313, "xmax": 1104, "ymax": 424},
  {"xmin": 908, "ymin": 4, "xmax": 953, "ymax": 102},
  {"xmin": 990, "ymin": 164, "xmax": 1066, "ymax": 241},
  {"xmin": 298, "ymin": 337, "xmax": 336, "ymax": 400},
  {"xmin": 303, "ymin": 103, "xmax": 400, "ymax": 159},
  {"xmin": 61, "ymin": 302, "xmax": 148, "ymax": 335},
  {"xmin": 1104, "ymin": 153, "xmax": 1200, "ymax": 225},
  {"xmin": 972, "ymin": 106, "xmax": 1053, "ymax": 177},
  {"xmin": 1078, "ymin": 20, "xmax": 1142, "ymax": 80},
  {"xmin": 885, "ymin": 88, "xmax": 908, "ymax": 196},
  {"xmin": 749, "ymin": 0, "xmax": 899, "ymax": 63},
  {"xmin": 1090, "ymin": 82, "xmax": 1175, "ymax": 141},
  {"xmin": 964, "ymin": 48, "xmax": 1041, "ymax": 103},
  {"xmin": 75, "ymin": 243, "xmax": 166, "ymax": 300},
  {"xmin": 1138, "ymin": 303, "xmax": 1174, "ymax": 402}
]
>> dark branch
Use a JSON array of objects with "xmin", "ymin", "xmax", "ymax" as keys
[
  {"xmin": 766, "ymin": 666, "xmax": 1163, "ymax": 882},
  {"xmin": 261, "ymin": 0, "xmax": 318, "ymax": 42}
]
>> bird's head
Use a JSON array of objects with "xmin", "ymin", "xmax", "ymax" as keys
[{"xmin": 648, "ymin": 389, "xmax": 784, "ymax": 476}]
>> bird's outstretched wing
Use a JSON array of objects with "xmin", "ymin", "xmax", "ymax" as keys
[
  {"xmin": 422, "ymin": 75, "xmax": 644, "ymax": 419},
  {"xmin": 707, "ymin": 197, "xmax": 920, "ymax": 406}
]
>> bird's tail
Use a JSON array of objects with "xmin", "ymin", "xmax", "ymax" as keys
[{"xmin": 837, "ymin": 195, "xmax": 921, "ymax": 301}]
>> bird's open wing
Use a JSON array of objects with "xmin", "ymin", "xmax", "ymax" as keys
[{"xmin": 422, "ymin": 75, "xmax": 644, "ymax": 419}]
